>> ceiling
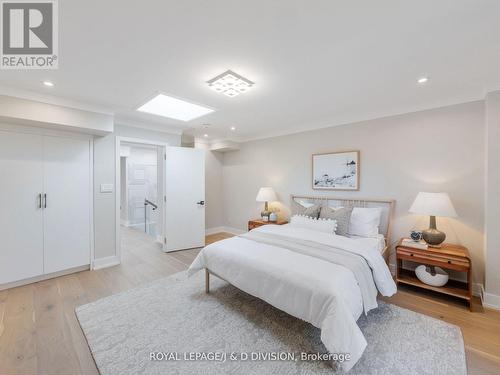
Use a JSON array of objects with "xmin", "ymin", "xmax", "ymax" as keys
[{"xmin": 1, "ymin": 0, "xmax": 500, "ymax": 142}]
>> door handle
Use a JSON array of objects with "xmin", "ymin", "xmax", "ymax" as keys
[
  {"xmin": 38, "ymin": 193, "xmax": 42, "ymax": 209},
  {"xmin": 196, "ymin": 200, "xmax": 205, "ymax": 206},
  {"xmin": 43, "ymin": 193, "xmax": 47, "ymax": 208}
]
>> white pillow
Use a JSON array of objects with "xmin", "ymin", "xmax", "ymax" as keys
[
  {"xmin": 348, "ymin": 207, "xmax": 382, "ymax": 238},
  {"xmin": 290, "ymin": 215, "xmax": 337, "ymax": 234}
]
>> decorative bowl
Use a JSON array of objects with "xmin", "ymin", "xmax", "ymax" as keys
[{"xmin": 415, "ymin": 265, "xmax": 449, "ymax": 287}]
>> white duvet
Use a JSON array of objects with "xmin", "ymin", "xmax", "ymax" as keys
[{"xmin": 188, "ymin": 224, "xmax": 396, "ymax": 372}]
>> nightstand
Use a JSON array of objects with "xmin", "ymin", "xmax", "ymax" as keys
[
  {"xmin": 248, "ymin": 219, "xmax": 288, "ymax": 231},
  {"xmin": 396, "ymin": 239, "xmax": 473, "ymax": 310}
]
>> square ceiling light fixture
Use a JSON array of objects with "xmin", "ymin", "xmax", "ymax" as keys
[
  {"xmin": 207, "ymin": 70, "xmax": 254, "ymax": 97},
  {"xmin": 137, "ymin": 94, "xmax": 215, "ymax": 121}
]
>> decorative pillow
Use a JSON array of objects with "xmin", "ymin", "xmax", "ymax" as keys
[
  {"xmin": 297, "ymin": 200, "xmax": 315, "ymax": 208},
  {"xmin": 319, "ymin": 206, "xmax": 353, "ymax": 236},
  {"xmin": 348, "ymin": 207, "xmax": 382, "ymax": 238},
  {"xmin": 302, "ymin": 204, "xmax": 321, "ymax": 218},
  {"xmin": 291, "ymin": 200, "xmax": 321, "ymax": 218},
  {"xmin": 290, "ymin": 215, "xmax": 337, "ymax": 234},
  {"xmin": 295, "ymin": 204, "xmax": 321, "ymax": 219}
]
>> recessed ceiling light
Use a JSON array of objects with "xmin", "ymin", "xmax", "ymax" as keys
[
  {"xmin": 417, "ymin": 77, "xmax": 429, "ymax": 84},
  {"xmin": 137, "ymin": 94, "xmax": 215, "ymax": 122},
  {"xmin": 203, "ymin": 134, "xmax": 209, "ymax": 137},
  {"xmin": 207, "ymin": 70, "xmax": 254, "ymax": 97},
  {"xmin": 43, "ymin": 81, "xmax": 54, "ymax": 87},
  {"xmin": 230, "ymin": 126, "xmax": 236, "ymax": 131}
]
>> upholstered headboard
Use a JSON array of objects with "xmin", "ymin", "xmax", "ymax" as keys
[{"xmin": 290, "ymin": 194, "xmax": 395, "ymax": 241}]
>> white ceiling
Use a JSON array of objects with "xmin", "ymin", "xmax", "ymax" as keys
[{"xmin": 1, "ymin": 1, "xmax": 500, "ymax": 142}]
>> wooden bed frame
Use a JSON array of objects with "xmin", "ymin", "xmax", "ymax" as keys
[{"xmin": 205, "ymin": 195, "xmax": 395, "ymax": 293}]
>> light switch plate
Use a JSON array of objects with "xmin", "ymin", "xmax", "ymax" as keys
[{"xmin": 100, "ymin": 183, "xmax": 114, "ymax": 193}]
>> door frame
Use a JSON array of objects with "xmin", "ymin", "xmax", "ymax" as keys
[
  {"xmin": 115, "ymin": 136, "xmax": 169, "ymax": 264},
  {"xmin": 0, "ymin": 122, "xmax": 95, "ymax": 271}
]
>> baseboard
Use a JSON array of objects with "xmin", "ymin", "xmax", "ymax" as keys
[
  {"xmin": 0, "ymin": 264, "xmax": 90, "ymax": 291},
  {"xmin": 92, "ymin": 255, "xmax": 120, "ymax": 270},
  {"xmin": 483, "ymin": 291, "xmax": 500, "ymax": 310},
  {"xmin": 205, "ymin": 226, "xmax": 226, "ymax": 235},
  {"xmin": 206, "ymin": 226, "xmax": 246, "ymax": 236}
]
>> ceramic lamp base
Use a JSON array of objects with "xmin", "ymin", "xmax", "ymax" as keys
[
  {"xmin": 423, "ymin": 215, "xmax": 446, "ymax": 247},
  {"xmin": 422, "ymin": 228, "xmax": 446, "ymax": 247},
  {"xmin": 261, "ymin": 201, "xmax": 270, "ymax": 221},
  {"xmin": 261, "ymin": 211, "xmax": 270, "ymax": 221}
]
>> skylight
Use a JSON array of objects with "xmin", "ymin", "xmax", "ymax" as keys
[{"xmin": 137, "ymin": 94, "xmax": 215, "ymax": 121}]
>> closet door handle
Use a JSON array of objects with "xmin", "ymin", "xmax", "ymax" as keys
[
  {"xmin": 43, "ymin": 193, "xmax": 47, "ymax": 208},
  {"xmin": 38, "ymin": 193, "xmax": 42, "ymax": 209}
]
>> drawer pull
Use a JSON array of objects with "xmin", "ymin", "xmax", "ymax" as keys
[
  {"xmin": 448, "ymin": 260, "xmax": 452, "ymax": 264},
  {"xmin": 410, "ymin": 253, "xmax": 414, "ymax": 257}
]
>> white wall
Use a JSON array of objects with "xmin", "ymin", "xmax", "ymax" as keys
[
  {"xmin": 93, "ymin": 124, "xmax": 181, "ymax": 260},
  {"xmin": 220, "ymin": 101, "xmax": 486, "ymax": 285},
  {"xmin": 194, "ymin": 142, "xmax": 225, "ymax": 230},
  {"xmin": 485, "ymin": 91, "xmax": 500, "ymax": 306},
  {"xmin": 205, "ymin": 150, "xmax": 225, "ymax": 229}
]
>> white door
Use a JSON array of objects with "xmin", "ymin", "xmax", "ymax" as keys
[
  {"xmin": 43, "ymin": 136, "xmax": 91, "ymax": 273},
  {"xmin": 0, "ymin": 131, "xmax": 44, "ymax": 284},
  {"xmin": 164, "ymin": 147, "xmax": 205, "ymax": 252}
]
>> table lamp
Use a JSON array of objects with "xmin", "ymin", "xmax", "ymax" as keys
[
  {"xmin": 256, "ymin": 187, "xmax": 277, "ymax": 221},
  {"xmin": 409, "ymin": 192, "xmax": 458, "ymax": 247}
]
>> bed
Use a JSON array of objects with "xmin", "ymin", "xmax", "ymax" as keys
[{"xmin": 188, "ymin": 195, "xmax": 397, "ymax": 372}]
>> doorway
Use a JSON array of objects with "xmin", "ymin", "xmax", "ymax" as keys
[
  {"xmin": 120, "ymin": 142, "xmax": 160, "ymax": 238},
  {"xmin": 115, "ymin": 138, "xmax": 206, "ymax": 263},
  {"xmin": 116, "ymin": 137, "xmax": 167, "ymax": 262}
]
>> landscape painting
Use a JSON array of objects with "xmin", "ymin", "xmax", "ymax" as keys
[{"xmin": 312, "ymin": 151, "xmax": 359, "ymax": 190}]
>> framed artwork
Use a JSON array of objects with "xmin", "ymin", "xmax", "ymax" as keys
[{"xmin": 312, "ymin": 151, "xmax": 360, "ymax": 190}]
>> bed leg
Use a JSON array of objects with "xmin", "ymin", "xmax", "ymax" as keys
[{"xmin": 205, "ymin": 269, "xmax": 210, "ymax": 294}]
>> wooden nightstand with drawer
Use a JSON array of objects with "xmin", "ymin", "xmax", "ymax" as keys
[
  {"xmin": 395, "ymin": 239, "xmax": 473, "ymax": 310},
  {"xmin": 248, "ymin": 219, "xmax": 288, "ymax": 231}
]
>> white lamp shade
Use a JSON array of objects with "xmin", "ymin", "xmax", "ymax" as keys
[
  {"xmin": 256, "ymin": 187, "xmax": 277, "ymax": 202},
  {"xmin": 409, "ymin": 192, "xmax": 458, "ymax": 217}
]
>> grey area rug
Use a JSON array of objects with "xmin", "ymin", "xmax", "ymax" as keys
[{"xmin": 76, "ymin": 272, "xmax": 467, "ymax": 375}]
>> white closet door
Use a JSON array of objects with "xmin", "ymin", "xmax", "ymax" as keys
[
  {"xmin": 0, "ymin": 131, "xmax": 44, "ymax": 284},
  {"xmin": 43, "ymin": 136, "xmax": 91, "ymax": 274}
]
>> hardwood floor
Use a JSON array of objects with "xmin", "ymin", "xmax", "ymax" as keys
[
  {"xmin": 0, "ymin": 229, "xmax": 498, "ymax": 374},
  {"xmin": 0, "ymin": 228, "xmax": 231, "ymax": 375}
]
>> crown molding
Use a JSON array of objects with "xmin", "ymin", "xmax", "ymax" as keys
[
  {"xmin": 240, "ymin": 98, "xmax": 484, "ymax": 143},
  {"xmin": 0, "ymin": 85, "xmax": 114, "ymax": 115}
]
